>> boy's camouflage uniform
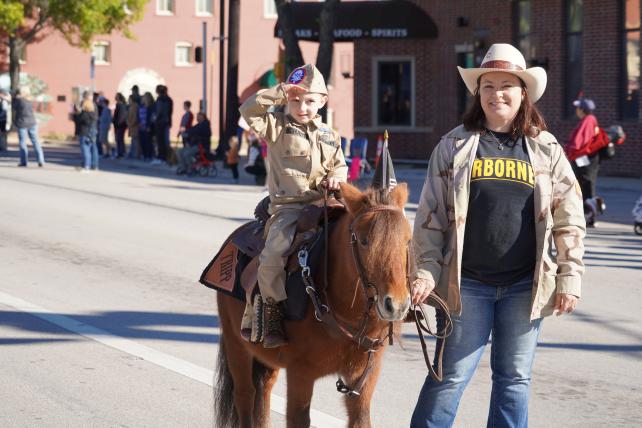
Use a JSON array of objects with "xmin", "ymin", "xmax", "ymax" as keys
[{"xmin": 239, "ymin": 65, "xmax": 347, "ymax": 339}]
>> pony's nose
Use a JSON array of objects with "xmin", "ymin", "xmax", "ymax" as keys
[{"xmin": 380, "ymin": 295, "xmax": 411, "ymax": 321}]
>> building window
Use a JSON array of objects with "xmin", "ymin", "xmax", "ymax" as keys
[
  {"xmin": 622, "ymin": 0, "xmax": 640, "ymax": 119},
  {"xmin": 196, "ymin": 0, "xmax": 213, "ymax": 16},
  {"xmin": 92, "ymin": 41, "xmax": 111, "ymax": 65},
  {"xmin": 565, "ymin": 0, "xmax": 583, "ymax": 118},
  {"xmin": 264, "ymin": 0, "xmax": 277, "ymax": 19},
  {"xmin": 157, "ymin": 0, "xmax": 174, "ymax": 15},
  {"xmin": 513, "ymin": 0, "xmax": 532, "ymax": 63},
  {"xmin": 375, "ymin": 59, "xmax": 414, "ymax": 127},
  {"xmin": 175, "ymin": 42, "xmax": 193, "ymax": 66}
]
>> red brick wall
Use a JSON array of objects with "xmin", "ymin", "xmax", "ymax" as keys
[{"xmin": 354, "ymin": 0, "xmax": 642, "ymax": 177}]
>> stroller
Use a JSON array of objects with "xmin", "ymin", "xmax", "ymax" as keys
[
  {"xmin": 188, "ymin": 144, "xmax": 218, "ymax": 177},
  {"xmin": 177, "ymin": 133, "xmax": 218, "ymax": 177},
  {"xmin": 633, "ymin": 196, "xmax": 642, "ymax": 236}
]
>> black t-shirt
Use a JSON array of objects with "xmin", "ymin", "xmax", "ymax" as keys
[{"xmin": 461, "ymin": 130, "xmax": 536, "ymax": 286}]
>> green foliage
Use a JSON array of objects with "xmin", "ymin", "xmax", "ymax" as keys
[
  {"xmin": 0, "ymin": 1, "xmax": 25, "ymax": 34},
  {"xmin": 48, "ymin": 0, "xmax": 147, "ymax": 48},
  {"xmin": 0, "ymin": 0, "xmax": 147, "ymax": 47}
]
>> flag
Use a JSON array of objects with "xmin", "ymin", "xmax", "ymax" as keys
[{"xmin": 371, "ymin": 130, "xmax": 397, "ymax": 190}]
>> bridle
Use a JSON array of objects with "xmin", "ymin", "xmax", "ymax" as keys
[
  {"xmin": 299, "ymin": 190, "xmax": 452, "ymax": 397},
  {"xmin": 299, "ymin": 196, "xmax": 411, "ymax": 397},
  {"xmin": 348, "ymin": 205, "xmax": 408, "ymax": 313}
]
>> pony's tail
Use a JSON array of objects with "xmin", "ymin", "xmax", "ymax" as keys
[
  {"xmin": 252, "ymin": 358, "xmax": 272, "ymax": 419},
  {"xmin": 214, "ymin": 336, "xmax": 238, "ymax": 428}
]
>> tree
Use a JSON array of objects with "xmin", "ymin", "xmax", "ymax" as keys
[
  {"xmin": 275, "ymin": 0, "xmax": 339, "ymax": 120},
  {"xmin": 315, "ymin": 0, "xmax": 339, "ymax": 82},
  {"xmin": 0, "ymin": 0, "xmax": 147, "ymax": 94},
  {"xmin": 275, "ymin": 0, "xmax": 304, "ymax": 79},
  {"xmin": 223, "ymin": 0, "xmax": 241, "ymax": 150}
]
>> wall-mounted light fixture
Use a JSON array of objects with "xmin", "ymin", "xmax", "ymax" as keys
[
  {"xmin": 340, "ymin": 52, "xmax": 354, "ymax": 78},
  {"xmin": 457, "ymin": 17, "xmax": 469, "ymax": 27}
]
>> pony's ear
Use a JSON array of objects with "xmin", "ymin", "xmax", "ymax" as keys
[
  {"xmin": 340, "ymin": 182, "xmax": 367, "ymax": 215},
  {"xmin": 389, "ymin": 182, "xmax": 409, "ymax": 209}
]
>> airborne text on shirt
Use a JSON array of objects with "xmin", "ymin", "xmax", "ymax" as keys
[{"xmin": 471, "ymin": 157, "xmax": 534, "ymax": 188}]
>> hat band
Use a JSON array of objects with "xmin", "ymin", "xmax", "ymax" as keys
[{"xmin": 480, "ymin": 60, "xmax": 524, "ymax": 71}]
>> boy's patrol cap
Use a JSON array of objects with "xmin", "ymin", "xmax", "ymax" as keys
[{"xmin": 286, "ymin": 64, "xmax": 328, "ymax": 95}]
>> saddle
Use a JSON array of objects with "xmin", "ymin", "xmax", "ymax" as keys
[{"xmin": 200, "ymin": 196, "xmax": 345, "ymax": 320}]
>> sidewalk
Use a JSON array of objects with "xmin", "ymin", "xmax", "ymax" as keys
[{"xmin": 4, "ymin": 137, "xmax": 640, "ymax": 225}]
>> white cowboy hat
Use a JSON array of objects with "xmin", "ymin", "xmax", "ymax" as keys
[{"xmin": 457, "ymin": 43, "xmax": 547, "ymax": 103}]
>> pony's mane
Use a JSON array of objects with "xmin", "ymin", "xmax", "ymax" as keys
[
  {"xmin": 360, "ymin": 187, "xmax": 400, "ymax": 208},
  {"xmin": 358, "ymin": 187, "xmax": 408, "ymax": 275}
]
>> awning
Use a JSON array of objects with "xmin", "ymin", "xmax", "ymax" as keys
[{"xmin": 274, "ymin": 0, "xmax": 438, "ymax": 42}]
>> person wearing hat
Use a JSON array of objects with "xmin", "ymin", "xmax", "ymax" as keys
[
  {"xmin": 13, "ymin": 87, "xmax": 45, "ymax": 167},
  {"xmin": 566, "ymin": 97, "xmax": 602, "ymax": 226},
  {"xmin": 239, "ymin": 64, "xmax": 347, "ymax": 347},
  {"xmin": 410, "ymin": 44, "xmax": 585, "ymax": 427},
  {"xmin": 0, "ymin": 89, "xmax": 11, "ymax": 152}
]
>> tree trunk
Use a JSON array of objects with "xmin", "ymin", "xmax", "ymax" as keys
[
  {"xmin": 316, "ymin": 0, "xmax": 338, "ymax": 83},
  {"xmin": 275, "ymin": 0, "xmax": 304, "ymax": 78},
  {"xmin": 223, "ymin": 0, "xmax": 241, "ymax": 150},
  {"xmin": 8, "ymin": 37, "xmax": 22, "ymax": 94},
  {"xmin": 316, "ymin": 0, "xmax": 339, "ymax": 122}
]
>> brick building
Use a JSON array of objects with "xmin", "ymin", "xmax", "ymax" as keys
[
  {"xmin": 352, "ymin": 0, "xmax": 641, "ymax": 177},
  {"xmin": 0, "ymin": 0, "xmax": 355, "ymax": 144}
]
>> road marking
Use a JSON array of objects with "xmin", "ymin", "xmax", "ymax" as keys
[{"xmin": 0, "ymin": 291, "xmax": 345, "ymax": 428}]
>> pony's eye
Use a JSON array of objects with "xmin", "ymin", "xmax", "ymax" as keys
[{"xmin": 360, "ymin": 237, "xmax": 368, "ymax": 246}]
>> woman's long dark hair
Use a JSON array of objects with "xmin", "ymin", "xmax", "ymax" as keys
[{"xmin": 462, "ymin": 75, "xmax": 548, "ymax": 138}]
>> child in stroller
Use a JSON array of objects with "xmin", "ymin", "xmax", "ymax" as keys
[{"xmin": 176, "ymin": 112, "xmax": 217, "ymax": 177}]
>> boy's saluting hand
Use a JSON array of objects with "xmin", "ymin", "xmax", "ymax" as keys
[{"xmin": 283, "ymin": 84, "xmax": 308, "ymax": 100}]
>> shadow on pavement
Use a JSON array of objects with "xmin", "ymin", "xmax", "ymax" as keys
[{"xmin": 0, "ymin": 309, "xmax": 221, "ymax": 345}]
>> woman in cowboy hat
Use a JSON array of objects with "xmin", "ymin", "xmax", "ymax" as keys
[{"xmin": 410, "ymin": 43, "xmax": 586, "ymax": 427}]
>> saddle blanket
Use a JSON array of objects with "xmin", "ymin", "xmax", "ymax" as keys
[{"xmin": 199, "ymin": 220, "xmax": 325, "ymax": 321}]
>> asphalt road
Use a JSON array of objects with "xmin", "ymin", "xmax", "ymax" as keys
[{"xmin": 1, "ymin": 144, "xmax": 641, "ymax": 427}]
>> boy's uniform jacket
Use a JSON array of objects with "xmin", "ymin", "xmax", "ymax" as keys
[{"xmin": 240, "ymin": 84, "xmax": 347, "ymax": 208}]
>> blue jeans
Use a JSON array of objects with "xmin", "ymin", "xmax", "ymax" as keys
[
  {"xmin": 18, "ymin": 125, "xmax": 44, "ymax": 165},
  {"xmin": 79, "ymin": 135, "xmax": 99, "ymax": 169},
  {"xmin": 411, "ymin": 277, "xmax": 542, "ymax": 428}
]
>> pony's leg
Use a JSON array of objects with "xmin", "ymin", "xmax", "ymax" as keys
[
  {"xmin": 218, "ymin": 300, "xmax": 257, "ymax": 427},
  {"xmin": 286, "ymin": 368, "xmax": 315, "ymax": 428},
  {"xmin": 252, "ymin": 359, "xmax": 279, "ymax": 428},
  {"xmin": 342, "ymin": 353, "xmax": 385, "ymax": 428}
]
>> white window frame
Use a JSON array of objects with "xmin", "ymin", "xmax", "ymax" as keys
[
  {"xmin": 371, "ymin": 56, "xmax": 416, "ymax": 129},
  {"xmin": 156, "ymin": 0, "xmax": 174, "ymax": 16},
  {"xmin": 92, "ymin": 41, "xmax": 111, "ymax": 65},
  {"xmin": 264, "ymin": 0, "xmax": 277, "ymax": 19},
  {"xmin": 175, "ymin": 42, "xmax": 194, "ymax": 67},
  {"xmin": 195, "ymin": 0, "xmax": 213, "ymax": 16}
]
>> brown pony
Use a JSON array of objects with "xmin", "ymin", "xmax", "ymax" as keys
[{"xmin": 215, "ymin": 182, "xmax": 412, "ymax": 428}]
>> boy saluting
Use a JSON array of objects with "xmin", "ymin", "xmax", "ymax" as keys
[{"xmin": 239, "ymin": 64, "xmax": 347, "ymax": 348}]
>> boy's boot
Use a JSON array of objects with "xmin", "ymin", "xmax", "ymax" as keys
[{"xmin": 262, "ymin": 297, "xmax": 287, "ymax": 348}]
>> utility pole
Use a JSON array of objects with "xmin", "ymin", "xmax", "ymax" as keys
[
  {"xmin": 224, "ymin": 0, "xmax": 240, "ymax": 148},
  {"xmin": 202, "ymin": 22, "xmax": 207, "ymax": 113},
  {"xmin": 217, "ymin": 0, "xmax": 226, "ymax": 157},
  {"xmin": 90, "ymin": 55, "xmax": 95, "ymax": 93}
]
